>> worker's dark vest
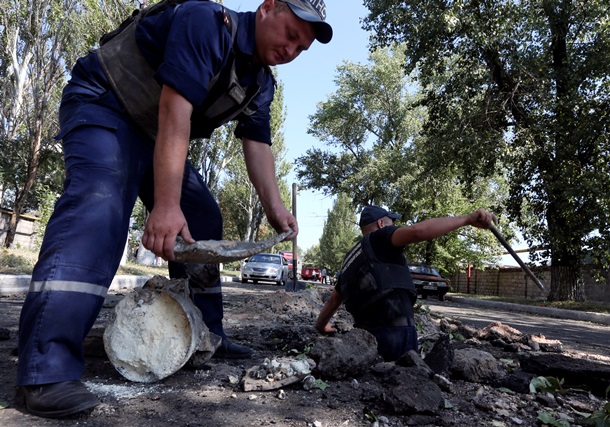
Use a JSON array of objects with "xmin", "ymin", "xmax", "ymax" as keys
[
  {"xmin": 96, "ymin": 0, "xmax": 268, "ymax": 141},
  {"xmin": 341, "ymin": 234, "xmax": 416, "ymax": 321}
]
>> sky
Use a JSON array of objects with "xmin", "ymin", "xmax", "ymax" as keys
[
  {"xmin": 220, "ymin": 1, "xmax": 531, "ymax": 267},
  {"xmin": 222, "ymin": 0, "xmax": 372, "ymax": 252}
]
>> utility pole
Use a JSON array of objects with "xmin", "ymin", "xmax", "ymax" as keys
[{"xmin": 287, "ymin": 183, "xmax": 298, "ymax": 292}]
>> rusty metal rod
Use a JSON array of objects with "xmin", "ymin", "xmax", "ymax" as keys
[{"xmin": 488, "ymin": 224, "xmax": 546, "ymax": 292}]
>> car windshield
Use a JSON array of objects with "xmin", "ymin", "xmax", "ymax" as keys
[
  {"xmin": 249, "ymin": 254, "xmax": 281, "ymax": 264},
  {"xmin": 408, "ymin": 265, "xmax": 441, "ymax": 277}
]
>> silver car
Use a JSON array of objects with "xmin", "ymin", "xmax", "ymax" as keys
[{"xmin": 241, "ymin": 253, "xmax": 289, "ymax": 286}]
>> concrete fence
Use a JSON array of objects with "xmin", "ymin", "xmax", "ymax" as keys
[
  {"xmin": 0, "ymin": 210, "xmax": 38, "ymax": 249},
  {"xmin": 449, "ymin": 265, "xmax": 610, "ymax": 304}
]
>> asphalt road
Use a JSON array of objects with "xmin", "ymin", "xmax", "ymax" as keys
[{"xmin": 422, "ymin": 296, "xmax": 609, "ymax": 358}]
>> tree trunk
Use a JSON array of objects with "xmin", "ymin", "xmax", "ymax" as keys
[
  {"xmin": 4, "ymin": 189, "xmax": 30, "ymax": 248},
  {"xmin": 4, "ymin": 212, "xmax": 18, "ymax": 248},
  {"xmin": 548, "ymin": 263, "xmax": 585, "ymax": 302},
  {"xmin": 252, "ymin": 204, "xmax": 265, "ymax": 241},
  {"xmin": 545, "ymin": 202, "xmax": 586, "ymax": 302},
  {"xmin": 543, "ymin": 3, "xmax": 586, "ymax": 303},
  {"xmin": 245, "ymin": 204, "xmax": 264, "ymax": 242},
  {"xmin": 4, "ymin": 114, "xmax": 43, "ymax": 247}
]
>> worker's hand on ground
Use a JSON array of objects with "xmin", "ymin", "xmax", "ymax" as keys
[
  {"xmin": 142, "ymin": 204, "xmax": 195, "ymax": 261},
  {"xmin": 266, "ymin": 205, "xmax": 298, "ymax": 241},
  {"xmin": 316, "ymin": 322, "xmax": 336, "ymax": 334},
  {"xmin": 468, "ymin": 209, "xmax": 497, "ymax": 229}
]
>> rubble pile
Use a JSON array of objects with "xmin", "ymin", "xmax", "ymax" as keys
[{"xmin": 230, "ymin": 287, "xmax": 610, "ymax": 425}]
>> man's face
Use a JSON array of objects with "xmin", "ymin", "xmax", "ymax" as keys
[{"xmin": 255, "ymin": 0, "xmax": 316, "ymax": 66}]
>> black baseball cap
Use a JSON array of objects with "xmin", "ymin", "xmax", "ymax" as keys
[
  {"xmin": 281, "ymin": 0, "xmax": 333, "ymax": 44},
  {"xmin": 359, "ymin": 206, "xmax": 401, "ymax": 227}
]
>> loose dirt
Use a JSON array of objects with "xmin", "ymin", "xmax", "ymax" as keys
[{"xmin": 0, "ymin": 280, "xmax": 608, "ymax": 427}]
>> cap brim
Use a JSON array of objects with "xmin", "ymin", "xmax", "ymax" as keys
[
  {"xmin": 388, "ymin": 212, "xmax": 401, "ymax": 220},
  {"xmin": 285, "ymin": 4, "xmax": 333, "ymax": 44}
]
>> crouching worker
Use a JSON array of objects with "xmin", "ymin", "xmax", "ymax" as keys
[
  {"xmin": 16, "ymin": 0, "xmax": 332, "ymax": 419},
  {"xmin": 315, "ymin": 206, "xmax": 496, "ymax": 361}
]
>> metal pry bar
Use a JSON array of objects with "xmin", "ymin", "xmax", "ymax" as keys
[{"xmin": 488, "ymin": 223, "xmax": 546, "ymax": 292}]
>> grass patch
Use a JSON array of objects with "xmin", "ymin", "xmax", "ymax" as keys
[
  {"xmin": 0, "ymin": 247, "xmax": 240, "ymax": 278},
  {"xmin": 115, "ymin": 263, "xmax": 168, "ymax": 277},
  {"xmin": 0, "ymin": 247, "xmax": 38, "ymax": 274},
  {"xmin": 452, "ymin": 293, "xmax": 610, "ymax": 314}
]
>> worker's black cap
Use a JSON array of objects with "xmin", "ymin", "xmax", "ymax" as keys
[{"xmin": 359, "ymin": 206, "xmax": 401, "ymax": 227}]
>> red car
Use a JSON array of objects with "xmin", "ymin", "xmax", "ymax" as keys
[
  {"xmin": 301, "ymin": 266, "xmax": 321, "ymax": 281},
  {"xmin": 408, "ymin": 264, "xmax": 451, "ymax": 301}
]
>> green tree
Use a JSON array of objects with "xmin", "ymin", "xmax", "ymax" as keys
[
  {"xmin": 0, "ymin": 0, "xmax": 101, "ymax": 247},
  {"xmin": 318, "ymin": 193, "xmax": 359, "ymax": 273},
  {"xmin": 190, "ymin": 123, "xmax": 242, "ymax": 196},
  {"xmin": 296, "ymin": 44, "xmax": 424, "ymax": 208},
  {"xmin": 302, "ymin": 243, "xmax": 321, "ymax": 266},
  {"xmin": 217, "ymin": 72, "xmax": 293, "ymax": 246},
  {"xmin": 363, "ymin": 0, "xmax": 610, "ymax": 301},
  {"xmin": 298, "ymin": 44, "xmax": 503, "ymax": 273},
  {"xmin": 0, "ymin": 0, "xmax": 138, "ymax": 247}
]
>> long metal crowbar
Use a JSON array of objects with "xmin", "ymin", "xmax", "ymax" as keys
[{"xmin": 488, "ymin": 223, "xmax": 546, "ymax": 292}]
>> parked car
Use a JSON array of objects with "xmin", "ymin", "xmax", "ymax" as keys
[
  {"xmin": 301, "ymin": 266, "xmax": 321, "ymax": 281},
  {"xmin": 241, "ymin": 253, "xmax": 289, "ymax": 286},
  {"xmin": 408, "ymin": 264, "xmax": 451, "ymax": 301}
]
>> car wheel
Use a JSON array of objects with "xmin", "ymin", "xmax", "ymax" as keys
[
  {"xmin": 438, "ymin": 294, "xmax": 446, "ymax": 302},
  {"xmin": 420, "ymin": 292, "xmax": 428, "ymax": 300},
  {"xmin": 241, "ymin": 278, "xmax": 247, "ymax": 284}
]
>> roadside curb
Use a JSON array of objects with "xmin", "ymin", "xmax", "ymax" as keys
[
  {"xmin": 0, "ymin": 274, "xmax": 237, "ymax": 296},
  {"xmin": 0, "ymin": 274, "xmax": 152, "ymax": 295},
  {"xmin": 447, "ymin": 295, "xmax": 610, "ymax": 326}
]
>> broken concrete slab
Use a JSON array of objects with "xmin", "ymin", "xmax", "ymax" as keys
[
  {"xmin": 519, "ymin": 352, "xmax": 610, "ymax": 396},
  {"xmin": 452, "ymin": 348, "xmax": 507, "ymax": 383},
  {"xmin": 309, "ymin": 328, "xmax": 379, "ymax": 380},
  {"xmin": 173, "ymin": 230, "xmax": 292, "ymax": 264}
]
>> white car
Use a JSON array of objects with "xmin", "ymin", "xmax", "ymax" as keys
[{"xmin": 241, "ymin": 253, "xmax": 289, "ymax": 286}]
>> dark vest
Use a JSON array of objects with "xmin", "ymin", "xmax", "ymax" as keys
[
  {"xmin": 341, "ymin": 234, "xmax": 416, "ymax": 321},
  {"xmin": 96, "ymin": 0, "xmax": 268, "ymax": 140}
]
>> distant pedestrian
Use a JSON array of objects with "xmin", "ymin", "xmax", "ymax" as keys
[{"xmin": 321, "ymin": 267, "xmax": 327, "ymax": 284}]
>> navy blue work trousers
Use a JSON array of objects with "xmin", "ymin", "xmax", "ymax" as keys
[
  {"xmin": 17, "ymin": 104, "xmax": 223, "ymax": 385},
  {"xmin": 367, "ymin": 325, "xmax": 419, "ymax": 362}
]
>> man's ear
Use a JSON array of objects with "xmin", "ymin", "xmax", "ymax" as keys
[{"xmin": 259, "ymin": 0, "xmax": 276, "ymax": 16}]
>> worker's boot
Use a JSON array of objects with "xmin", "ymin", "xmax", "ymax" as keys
[
  {"xmin": 17, "ymin": 380, "xmax": 100, "ymax": 418},
  {"xmin": 212, "ymin": 338, "xmax": 254, "ymax": 359},
  {"xmin": 191, "ymin": 290, "xmax": 254, "ymax": 359}
]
